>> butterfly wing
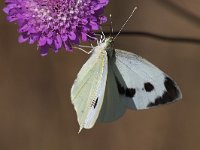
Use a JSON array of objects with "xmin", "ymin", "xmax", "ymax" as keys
[
  {"xmin": 71, "ymin": 48, "xmax": 108, "ymax": 132},
  {"xmin": 97, "ymin": 58, "xmax": 126, "ymax": 123},
  {"xmin": 112, "ymin": 49, "xmax": 182, "ymax": 110}
]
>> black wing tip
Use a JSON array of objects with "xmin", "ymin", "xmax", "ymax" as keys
[{"xmin": 147, "ymin": 76, "xmax": 182, "ymax": 108}]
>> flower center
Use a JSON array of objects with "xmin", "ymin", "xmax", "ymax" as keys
[{"xmin": 24, "ymin": 0, "xmax": 86, "ymax": 32}]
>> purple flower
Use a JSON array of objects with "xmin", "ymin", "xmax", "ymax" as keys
[{"xmin": 3, "ymin": 0, "xmax": 109, "ymax": 56}]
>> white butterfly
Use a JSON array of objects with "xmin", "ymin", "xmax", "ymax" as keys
[
  {"xmin": 70, "ymin": 37, "xmax": 182, "ymax": 133},
  {"xmin": 71, "ymin": 7, "xmax": 182, "ymax": 132}
]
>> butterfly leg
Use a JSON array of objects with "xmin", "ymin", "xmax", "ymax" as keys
[
  {"xmin": 94, "ymin": 34, "xmax": 103, "ymax": 43},
  {"xmin": 78, "ymin": 45, "xmax": 93, "ymax": 49},
  {"xmin": 86, "ymin": 33, "xmax": 101, "ymax": 45},
  {"xmin": 73, "ymin": 46, "xmax": 94, "ymax": 54},
  {"xmin": 100, "ymin": 27, "xmax": 106, "ymax": 42},
  {"xmin": 86, "ymin": 33, "xmax": 98, "ymax": 41},
  {"xmin": 90, "ymin": 43, "xmax": 94, "ymax": 48}
]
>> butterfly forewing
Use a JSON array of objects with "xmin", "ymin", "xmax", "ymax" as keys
[
  {"xmin": 71, "ymin": 48, "xmax": 108, "ymax": 132},
  {"xmin": 112, "ymin": 49, "xmax": 182, "ymax": 110}
]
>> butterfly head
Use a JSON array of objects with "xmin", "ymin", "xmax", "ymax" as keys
[
  {"xmin": 103, "ymin": 37, "xmax": 113, "ymax": 48},
  {"xmin": 99, "ymin": 37, "xmax": 114, "ymax": 57}
]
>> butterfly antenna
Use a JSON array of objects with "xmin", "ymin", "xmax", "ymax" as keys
[
  {"xmin": 109, "ymin": 14, "xmax": 114, "ymax": 37},
  {"xmin": 100, "ymin": 26, "xmax": 106, "ymax": 42},
  {"xmin": 113, "ymin": 6, "xmax": 138, "ymax": 41}
]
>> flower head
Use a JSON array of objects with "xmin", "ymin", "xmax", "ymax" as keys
[{"xmin": 3, "ymin": 0, "xmax": 109, "ymax": 56}]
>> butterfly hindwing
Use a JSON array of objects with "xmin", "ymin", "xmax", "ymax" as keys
[
  {"xmin": 71, "ymin": 47, "xmax": 108, "ymax": 132},
  {"xmin": 97, "ymin": 58, "xmax": 126, "ymax": 123},
  {"xmin": 112, "ymin": 49, "xmax": 182, "ymax": 110}
]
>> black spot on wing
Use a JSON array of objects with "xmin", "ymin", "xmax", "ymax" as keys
[
  {"xmin": 94, "ymin": 98, "xmax": 98, "ymax": 108},
  {"xmin": 115, "ymin": 76, "xmax": 136, "ymax": 98},
  {"xmin": 144, "ymin": 82, "xmax": 154, "ymax": 92},
  {"xmin": 164, "ymin": 77, "xmax": 180, "ymax": 99},
  {"xmin": 126, "ymin": 88, "xmax": 136, "ymax": 97},
  {"xmin": 91, "ymin": 97, "xmax": 99, "ymax": 109},
  {"xmin": 147, "ymin": 77, "xmax": 180, "ymax": 107}
]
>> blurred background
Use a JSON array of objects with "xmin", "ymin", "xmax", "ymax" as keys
[{"xmin": 0, "ymin": 0, "xmax": 200, "ymax": 150}]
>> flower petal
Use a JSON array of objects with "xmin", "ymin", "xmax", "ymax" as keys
[
  {"xmin": 38, "ymin": 36, "xmax": 47, "ymax": 46},
  {"xmin": 40, "ymin": 45, "xmax": 49, "ymax": 56},
  {"xmin": 18, "ymin": 34, "xmax": 28, "ymax": 43},
  {"xmin": 90, "ymin": 21, "xmax": 99, "ymax": 30},
  {"xmin": 64, "ymin": 41, "xmax": 72, "ymax": 52},
  {"xmin": 69, "ymin": 32, "xmax": 76, "ymax": 40},
  {"xmin": 54, "ymin": 35, "xmax": 62, "ymax": 50},
  {"xmin": 81, "ymin": 32, "xmax": 88, "ymax": 42}
]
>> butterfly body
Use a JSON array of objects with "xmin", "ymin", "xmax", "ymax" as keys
[{"xmin": 71, "ymin": 37, "xmax": 182, "ymax": 132}]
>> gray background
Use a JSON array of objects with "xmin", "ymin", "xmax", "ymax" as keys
[{"xmin": 0, "ymin": 0, "xmax": 200, "ymax": 150}]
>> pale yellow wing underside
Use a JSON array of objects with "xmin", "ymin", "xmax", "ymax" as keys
[{"xmin": 71, "ymin": 48, "xmax": 108, "ymax": 132}]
